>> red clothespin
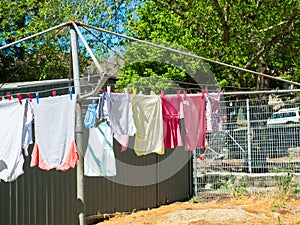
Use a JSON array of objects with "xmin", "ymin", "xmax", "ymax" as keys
[
  {"xmin": 27, "ymin": 93, "xmax": 33, "ymax": 102},
  {"xmin": 201, "ymin": 89, "xmax": 205, "ymax": 99},
  {"xmin": 160, "ymin": 90, "xmax": 165, "ymax": 98},
  {"xmin": 52, "ymin": 91, "xmax": 57, "ymax": 97},
  {"xmin": 115, "ymin": 89, "xmax": 120, "ymax": 93},
  {"xmin": 7, "ymin": 92, "xmax": 12, "ymax": 100},
  {"xmin": 17, "ymin": 93, "xmax": 22, "ymax": 105},
  {"xmin": 127, "ymin": 90, "xmax": 130, "ymax": 94},
  {"xmin": 102, "ymin": 88, "xmax": 106, "ymax": 93}
]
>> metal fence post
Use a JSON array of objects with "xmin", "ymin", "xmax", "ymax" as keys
[
  {"xmin": 246, "ymin": 98, "xmax": 252, "ymax": 173},
  {"xmin": 193, "ymin": 150, "xmax": 198, "ymax": 196}
]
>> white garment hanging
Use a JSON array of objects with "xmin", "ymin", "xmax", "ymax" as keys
[
  {"xmin": 0, "ymin": 99, "xmax": 28, "ymax": 182},
  {"xmin": 30, "ymin": 94, "xmax": 79, "ymax": 171},
  {"xmin": 84, "ymin": 122, "xmax": 116, "ymax": 177}
]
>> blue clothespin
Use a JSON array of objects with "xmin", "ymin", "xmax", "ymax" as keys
[
  {"xmin": 69, "ymin": 87, "xmax": 73, "ymax": 100},
  {"xmin": 36, "ymin": 92, "xmax": 40, "ymax": 104}
]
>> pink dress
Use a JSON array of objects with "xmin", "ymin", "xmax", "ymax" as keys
[
  {"xmin": 183, "ymin": 94, "xmax": 206, "ymax": 151},
  {"xmin": 161, "ymin": 95, "xmax": 183, "ymax": 149}
]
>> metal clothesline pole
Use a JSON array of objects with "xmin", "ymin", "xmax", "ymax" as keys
[
  {"xmin": 0, "ymin": 22, "xmax": 70, "ymax": 51},
  {"xmin": 70, "ymin": 26, "xmax": 85, "ymax": 225}
]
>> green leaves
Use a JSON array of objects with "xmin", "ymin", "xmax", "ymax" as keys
[{"xmin": 120, "ymin": 0, "xmax": 300, "ymax": 90}]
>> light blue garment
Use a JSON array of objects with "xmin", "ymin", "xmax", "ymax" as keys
[{"xmin": 84, "ymin": 101, "xmax": 97, "ymax": 128}]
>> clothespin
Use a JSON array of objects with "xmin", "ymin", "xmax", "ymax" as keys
[
  {"xmin": 7, "ymin": 92, "xmax": 12, "ymax": 101},
  {"xmin": 17, "ymin": 93, "xmax": 22, "ymax": 105},
  {"xmin": 127, "ymin": 89, "xmax": 130, "ymax": 94},
  {"xmin": 52, "ymin": 90, "xmax": 57, "ymax": 97},
  {"xmin": 102, "ymin": 88, "xmax": 106, "ymax": 93},
  {"xmin": 201, "ymin": 89, "xmax": 205, "ymax": 99},
  {"xmin": 107, "ymin": 86, "xmax": 111, "ymax": 96},
  {"xmin": 36, "ymin": 92, "xmax": 40, "ymax": 104},
  {"xmin": 133, "ymin": 88, "xmax": 137, "ymax": 99},
  {"xmin": 160, "ymin": 90, "xmax": 165, "ymax": 98},
  {"xmin": 115, "ymin": 89, "xmax": 120, "ymax": 93},
  {"xmin": 217, "ymin": 88, "xmax": 221, "ymax": 98},
  {"xmin": 27, "ymin": 93, "xmax": 33, "ymax": 102},
  {"xmin": 183, "ymin": 90, "xmax": 187, "ymax": 100},
  {"xmin": 69, "ymin": 87, "xmax": 73, "ymax": 100}
]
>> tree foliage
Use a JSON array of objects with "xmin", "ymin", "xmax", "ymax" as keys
[
  {"xmin": 0, "ymin": 0, "xmax": 136, "ymax": 83},
  {"xmin": 120, "ymin": 0, "xmax": 300, "ymax": 91}
]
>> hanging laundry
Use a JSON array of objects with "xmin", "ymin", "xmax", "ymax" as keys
[
  {"xmin": 206, "ymin": 92, "xmax": 222, "ymax": 133},
  {"xmin": 22, "ymin": 100, "xmax": 34, "ymax": 156},
  {"xmin": 107, "ymin": 93, "xmax": 136, "ymax": 151},
  {"xmin": 30, "ymin": 94, "xmax": 79, "ymax": 171},
  {"xmin": 84, "ymin": 122, "xmax": 116, "ymax": 177},
  {"xmin": 183, "ymin": 94, "xmax": 206, "ymax": 151},
  {"xmin": 161, "ymin": 95, "xmax": 183, "ymax": 149},
  {"xmin": 95, "ymin": 93, "xmax": 109, "ymax": 126},
  {"xmin": 0, "ymin": 99, "xmax": 29, "ymax": 182},
  {"xmin": 132, "ymin": 95, "xmax": 164, "ymax": 156},
  {"xmin": 84, "ymin": 100, "xmax": 98, "ymax": 128}
]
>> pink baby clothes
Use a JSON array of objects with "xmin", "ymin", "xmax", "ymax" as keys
[
  {"xmin": 161, "ymin": 95, "xmax": 183, "ymax": 149},
  {"xmin": 183, "ymin": 94, "xmax": 206, "ymax": 151}
]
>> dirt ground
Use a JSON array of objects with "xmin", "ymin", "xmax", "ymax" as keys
[{"xmin": 96, "ymin": 197, "xmax": 300, "ymax": 225}]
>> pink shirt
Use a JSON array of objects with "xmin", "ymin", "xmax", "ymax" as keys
[
  {"xmin": 161, "ymin": 95, "xmax": 183, "ymax": 149},
  {"xmin": 183, "ymin": 94, "xmax": 206, "ymax": 151}
]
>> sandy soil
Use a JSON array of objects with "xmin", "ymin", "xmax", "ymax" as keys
[{"xmin": 96, "ymin": 197, "xmax": 300, "ymax": 225}]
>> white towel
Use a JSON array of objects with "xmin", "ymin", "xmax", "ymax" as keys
[
  {"xmin": 84, "ymin": 122, "xmax": 116, "ymax": 177},
  {"xmin": 0, "ymin": 100, "xmax": 26, "ymax": 182},
  {"xmin": 30, "ymin": 94, "xmax": 79, "ymax": 171}
]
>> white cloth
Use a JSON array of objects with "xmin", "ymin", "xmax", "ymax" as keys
[
  {"xmin": 206, "ymin": 92, "xmax": 222, "ymax": 133},
  {"xmin": 30, "ymin": 94, "xmax": 79, "ymax": 171},
  {"xmin": 0, "ymin": 100, "xmax": 27, "ymax": 182},
  {"xmin": 107, "ymin": 93, "xmax": 136, "ymax": 135},
  {"xmin": 132, "ymin": 95, "xmax": 164, "ymax": 156},
  {"xmin": 84, "ymin": 122, "xmax": 116, "ymax": 176},
  {"xmin": 22, "ymin": 101, "xmax": 33, "ymax": 156}
]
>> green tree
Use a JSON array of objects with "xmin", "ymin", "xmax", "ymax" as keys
[
  {"xmin": 120, "ymin": 0, "xmax": 300, "ymax": 91},
  {"xmin": 0, "ymin": 0, "xmax": 136, "ymax": 84}
]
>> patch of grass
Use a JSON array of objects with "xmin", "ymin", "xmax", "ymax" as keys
[{"xmin": 229, "ymin": 175, "xmax": 249, "ymax": 200}]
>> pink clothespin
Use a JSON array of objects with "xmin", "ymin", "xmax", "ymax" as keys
[
  {"xmin": 27, "ymin": 93, "xmax": 33, "ymax": 102},
  {"xmin": 217, "ymin": 88, "xmax": 221, "ymax": 98},
  {"xmin": 183, "ymin": 90, "xmax": 187, "ymax": 100},
  {"xmin": 17, "ymin": 93, "xmax": 22, "ymax": 105},
  {"xmin": 160, "ymin": 90, "xmax": 165, "ymax": 98},
  {"xmin": 127, "ymin": 90, "xmax": 130, "ymax": 94},
  {"xmin": 52, "ymin": 91, "xmax": 57, "ymax": 97},
  {"xmin": 201, "ymin": 89, "xmax": 205, "ymax": 99},
  {"xmin": 7, "ymin": 92, "xmax": 12, "ymax": 100}
]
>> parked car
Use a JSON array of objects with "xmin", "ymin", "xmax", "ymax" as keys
[{"xmin": 266, "ymin": 108, "xmax": 300, "ymax": 125}]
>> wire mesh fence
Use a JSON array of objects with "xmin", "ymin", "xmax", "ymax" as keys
[{"xmin": 195, "ymin": 92, "xmax": 300, "ymax": 198}]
